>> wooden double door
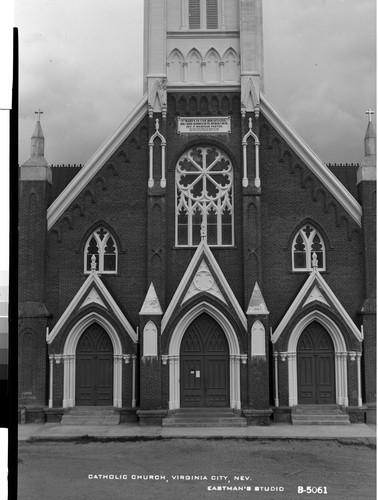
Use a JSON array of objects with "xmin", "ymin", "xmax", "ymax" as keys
[
  {"xmin": 76, "ymin": 324, "xmax": 113, "ymax": 406},
  {"xmin": 297, "ymin": 322, "xmax": 336, "ymax": 405},
  {"xmin": 180, "ymin": 313, "xmax": 229, "ymax": 408}
]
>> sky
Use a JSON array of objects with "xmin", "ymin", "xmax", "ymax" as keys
[{"xmin": 15, "ymin": 0, "xmax": 376, "ymax": 167}]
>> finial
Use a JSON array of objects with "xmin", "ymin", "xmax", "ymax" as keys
[
  {"xmin": 248, "ymin": 117, "xmax": 253, "ymax": 130},
  {"xmin": 311, "ymin": 252, "xmax": 318, "ymax": 270},
  {"xmin": 34, "ymin": 109, "xmax": 44, "ymax": 121},
  {"xmin": 91, "ymin": 254, "xmax": 97, "ymax": 272},
  {"xmin": 200, "ymin": 221, "xmax": 207, "ymax": 241},
  {"xmin": 365, "ymin": 109, "xmax": 375, "ymax": 122},
  {"xmin": 155, "ymin": 118, "xmax": 160, "ymax": 131}
]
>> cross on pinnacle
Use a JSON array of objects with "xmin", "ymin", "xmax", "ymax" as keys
[
  {"xmin": 365, "ymin": 109, "xmax": 374, "ymax": 122},
  {"xmin": 34, "ymin": 109, "xmax": 44, "ymax": 121}
]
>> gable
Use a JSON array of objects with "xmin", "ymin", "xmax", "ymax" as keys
[
  {"xmin": 260, "ymin": 93, "xmax": 362, "ymax": 227},
  {"xmin": 182, "ymin": 260, "xmax": 227, "ymax": 304},
  {"xmin": 47, "ymin": 94, "xmax": 148, "ymax": 230},
  {"xmin": 162, "ymin": 240, "xmax": 247, "ymax": 332},
  {"xmin": 271, "ymin": 268, "xmax": 363, "ymax": 345},
  {"xmin": 47, "ymin": 271, "xmax": 138, "ymax": 344}
]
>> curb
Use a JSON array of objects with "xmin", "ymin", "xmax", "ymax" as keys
[{"xmin": 23, "ymin": 434, "xmax": 376, "ymax": 447}]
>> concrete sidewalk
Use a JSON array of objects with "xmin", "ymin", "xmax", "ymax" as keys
[{"xmin": 18, "ymin": 423, "xmax": 376, "ymax": 446}]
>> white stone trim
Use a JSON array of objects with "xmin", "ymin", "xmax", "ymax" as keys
[
  {"xmin": 131, "ymin": 355, "xmax": 137, "ymax": 408},
  {"xmin": 47, "ymin": 271, "xmax": 137, "ymax": 345},
  {"xmin": 62, "ymin": 312, "xmax": 124, "ymax": 408},
  {"xmin": 272, "ymin": 268, "xmax": 363, "ymax": 344},
  {"xmin": 273, "ymin": 352, "xmax": 279, "ymax": 407},
  {"xmin": 285, "ymin": 311, "xmax": 349, "ymax": 407},
  {"xmin": 356, "ymin": 352, "xmax": 363, "ymax": 407},
  {"xmin": 357, "ymin": 165, "xmax": 376, "ymax": 183},
  {"xmin": 167, "ymin": 301, "xmax": 242, "ymax": 410},
  {"xmin": 183, "ymin": 259, "xmax": 227, "ymax": 304},
  {"xmin": 47, "ymin": 94, "xmax": 148, "ymax": 230},
  {"xmin": 260, "ymin": 93, "xmax": 362, "ymax": 227},
  {"xmin": 48, "ymin": 355, "xmax": 54, "ymax": 408},
  {"xmin": 162, "ymin": 240, "xmax": 247, "ymax": 332}
]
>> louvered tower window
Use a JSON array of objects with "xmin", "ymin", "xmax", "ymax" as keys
[
  {"xmin": 206, "ymin": 0, "xmax": 218, "ymax": 29},
  {"xmin": 189, "ymin": 0, "xmax": 201, "ymax": 29},
  {"xmin": 189, "ymin": 0, "xmax": 218, "ymax": 29}
]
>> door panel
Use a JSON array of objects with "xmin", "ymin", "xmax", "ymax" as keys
[
  {"xmin": 181, "ymin": 358, "xmax": 203, "ymax": 406},
  {"xmin": 206, "ymin": 357, "xmax": 229, "ymax": 407},
  {"xmin": 297, "ymin": 354, "xmax": 316, "ymax": 403},
  {"xmin": 180, "ymin": 313, "xmax": 229, "ymax": 408},
  {"xmin": 297, "ymin": 322, "xmax": 335, "ymax": 405},
  {"xmin": 76, "ymin": 324, "xmax": 113, "ymax": 406},
  {"xmin": 76, "ymin": 355, "xmax": 95, "ymax": 404}
]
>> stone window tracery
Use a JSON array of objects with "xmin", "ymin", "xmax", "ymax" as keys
[
  {"xmin": 84, "ymin": 227, "xmax": 118, "ymax": 273},
  {"xmin": 292, "ymin": 225, "xmax": 325, "ymax": 271},
  {"xmin": 176, "ymin": 146, "xmax": 233, "ymax": 246}
]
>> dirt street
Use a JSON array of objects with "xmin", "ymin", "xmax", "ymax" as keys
[{"xmin": 17, "ymin": 439, "xmax": 375, "ymax": 500}]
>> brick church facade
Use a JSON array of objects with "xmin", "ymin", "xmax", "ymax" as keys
[{"xmin": 19, "ymin": 0, "xmax": 376, "ymax": 425}]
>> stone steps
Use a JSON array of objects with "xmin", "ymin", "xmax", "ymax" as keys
[
  {"xmin": 61, "ymin": 406, "xmax": 120, "ymax": 426},
  {"xmin": 291, "ymin": 405, "xmax": 350, "ymax": 425},
  {"xmin": 162, "ymin": 408, "xmax": 247, "ymax": 428}
]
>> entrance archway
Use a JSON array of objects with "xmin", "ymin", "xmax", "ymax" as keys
[
  {"xmin": 297, "ymin": 321, "xmax": 335, "ymax": 405},
  {"xmin": 180, "ymin": 313, "xmax": 229, "ymax": 407},
  {"xmin": 167, "ymin": 301, "xmax": 241, "ymax": 410},
  {"xmin": 76, "ymin": 323, "xmax": 113, "ymax": 406}
]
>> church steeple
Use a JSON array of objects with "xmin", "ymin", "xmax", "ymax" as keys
[
  {"xmin": 23, "ymin": 113, "xmax": 49, "ymax": 168},
  {"xmin": 30, "ymin": 120, "xmax": 46, "ymax": 159},
  {"xmin": 357, "ymin": 110, "xmax": 376, "ymax": 184},
  {"xmin": 20, "ymin": 114, "xmax": 51, "ymax": 182},
  {"xmin": 363, "ymin": 116, "xmax": 376, "ymax": 160}
]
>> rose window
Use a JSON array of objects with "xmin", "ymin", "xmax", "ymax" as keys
[{"xmin": 176, "ymin": 146, "xmax": 233, "ymax": 246}]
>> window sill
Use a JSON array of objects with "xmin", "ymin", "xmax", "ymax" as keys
[
  {"xmin": 290, "ymin": 270, "xmax": 328, "ymax": 274},
  {"xmin": 173, "ymin": 245, "xmax": 237, "ymax": 250}
]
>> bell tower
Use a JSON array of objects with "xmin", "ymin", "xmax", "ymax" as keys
[{"xmin": 143, "ymin": 0, "xmax": 264, "ymax": 116}]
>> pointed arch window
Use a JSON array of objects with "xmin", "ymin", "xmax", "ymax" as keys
[
  {"xmin": 176, "ymin": 145, "xmax": 233, "ymax": 247},
  {"xmin": 189, "ymin": 0, "xmax": 218, "ymax": 29},
  {"xmin": 292, "ymin": 225, "xmax": 325, "ymax": 271},
  {"xmin": 84, "ymin": 227, "xmax": 118, "ymax": 274}
]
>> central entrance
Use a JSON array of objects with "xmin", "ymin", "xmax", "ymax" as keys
[
  {"xmin": 76, "ymin": 323, "xmax": 113, "ymax": 406},
  {"xmin": 297, "ymin": 321, "xmax": 335, "ymax": 405},
  {"xmin": 180, "ymin": 313, "xmax": 229, "ymax": 407}
]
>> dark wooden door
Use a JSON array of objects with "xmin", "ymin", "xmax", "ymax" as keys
[
  {"xmin": 76, "ymin": 324, "xmax": 113, "ymax": 406},
  {"xmin": 297, "ymin": 322, "xmax": 335, "ymax": 405},
  {"xmin": 180, "ymin": 313, "xmax": 229, "ymax": 407}
]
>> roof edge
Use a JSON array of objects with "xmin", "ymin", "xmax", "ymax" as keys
[
  {"xmin": 47, "ymin": 94, "xmax": 148, "ymax": 230},
  {"xmin": 272, "ymin": 269, "xmax": 363, "ymax": 344},
  {"xmin": 260, "ymin": 93, "xmax": 362, "ymax": 227}
]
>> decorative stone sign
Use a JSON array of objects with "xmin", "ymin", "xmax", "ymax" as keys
[{"xmin": 178, "ymin": 116, "xmax": 231, "ymax": 134}]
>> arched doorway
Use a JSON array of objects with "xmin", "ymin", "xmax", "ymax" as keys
[
  {"xmin": 297, "ymin": 321, "xmax": 335, "ymax": 405},
  {"xmin": 180, "ymin": 313, "xmax": 229, "ymax": 407},
  {"xmin": 76, "ymin": 323, "xmax": 113, "ymax": 406}
]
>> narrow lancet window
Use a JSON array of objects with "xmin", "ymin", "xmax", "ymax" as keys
[
  {"xmin": 84, "ymin": 227, "xmax": 118, "ymax": 273},
  {"xmin": 292, "ymin": 225, "xmax": 325, "ymax": 271}
]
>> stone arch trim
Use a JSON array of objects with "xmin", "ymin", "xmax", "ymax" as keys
[
  {"xmin": 169, "ymin": 138, "xmax": 239, "ymax": 174},
  {"xmin": 167, "ymin": 301, "xmax": 242, "ymax": 410},
  {"xmin": 79, "ymin": 219, "xmax": 124, "ymax": 255},
  {"xmin": 285, "ymin": 310, "xmax": 348, "ymax": 406},
  {"xmin": 62, "ymin": 312, "xmax": 123, "ymax": 408},
  {"xmin": 286, "ymin": 217, "xmax": 333, "ymax": 252}
]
